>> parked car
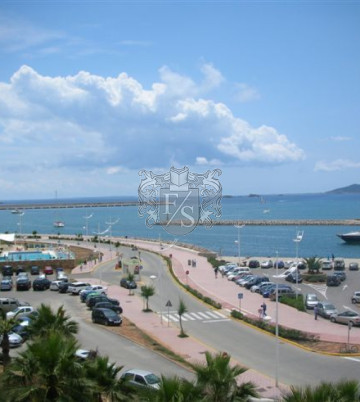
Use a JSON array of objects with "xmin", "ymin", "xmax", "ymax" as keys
[
  {"xmin": 248, "ymin": 260, "xmax": 260, "ymax": 268},
  {"xmin": 0, "ymin": 297, "xmax": 21, "ymax": 314},
  {"xmin": 94, "ymin": 302, "xmax": 123, "ymax": 314},
  {"xmin": 261, "ymin": 260, "xmax": 273, "ymax": 269},
  {"xmin": 333, "ymin": 271, "xmax": 346, "ymax": 282},
  {"xmin": 32, "ymin": 277, "xmax": 51, "ymax": 291},
  {"xmin": 285, "ymin": 272, "xmax": 303, "ymax": 283},
  {"xmin": 269, "ymin": 287, "xmax": 295, "ymax": 301},
  {"xmin": 2, "ymin": 265, "xmax": 13, "ymax": 276},
  {"xmin": 120, "ymin": 278, "xmax": 137, "ymax": 289},
  {"xmin": 56, "ymin": 273, "xmax": 68, "ymax": 282},
  {"xmin": 43, "ymin": 266, "xmax": 54, "ymax": 275},
  {"xmin": 91, "ymin": 308, "xmax": 122, "ymax": 326},
  {"xmin": 121, "ymin": 369, "xmax": 161, "ymax": 390},
  {"xmin": 81, "ymin": 290, "xmax": 103, "ymax": 303},
  {"xmin": 334, "ymin": 259, "xmax": 345, "ymax": 271},
  {"xmin": 218, "ymin": 263, "xmax": 237, "ymax": 273},
  {"xmin": 351, "ymin": 291, "xmax": 360, "ymax": 304},
  {"xmin": 6, "ymin": 305, "xmax": 34, "ymax": 320},
  {"xmin": 349, "ymin": 262, "xmax": 359, "ymax": 271},
  {"xmin": 235, "ymin": 275, "xmax": 254, "ymax": 286},
  {"xmin": 330, "ymin": 311, "xmax": 360, "ymax": 326},
  {"xmin": 15, "ymin": 266, "xmax": 26, "ymax": 275},
  {"xmin": 244, "ymin": 276, "xmax": 269, "ymax": 290},
  {"xmin": 30, "ymin": 266, "xmax": 40, "ymax": 275},
  {"xmin": 326, "ymin": 275, "xmax": 341, "ymax": 287},
  {"xmin": 79, "ymin": 285, "xmax": 107, "ymax": 296},
  {"xmin": 58, "ymin": 282, "xmax": 70, "ymax": 293},
  {"xmin": 16, "ymin": 277, "xmax": 31, "ymax": 291},
  {"xmin": 250, "ymin": 281, "xmax": 275, "ymax": 293},
  {"xmin": 0, "ymin": 331, "xmax": 23, "ymax": 348},
  {"xmin": 274, "ymin": 260, "xmax": 285, "ymax": 269},
  {"xmin": 50, "ymin": 280, "xmax": 66, "ymax": 291},
  {"xmin": 305, "ymin": 293, "xmax": 319, "ymax": 309},
  {"xmin": 321, "ymin": 261, "xmax": 333, "ymax": 270},
  {"xmin": 0, "ymin": 279, "xmax": 12, "ymax": 291},
  {"xmin": 87, "ymin": 295, "xmax": 119, "ymax": 309},
  {"xmin": 68, "ymin": 282, "xmax": 91, "ymax": 295},
  {"xmin": 262, "ymin": 284, "xmax": 292, "ymax": 298},
  {"xmin": 317, "ymin": 302, "xmax": 338, "ymax": 319}
]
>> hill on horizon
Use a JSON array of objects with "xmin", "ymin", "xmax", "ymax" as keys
[{"xmin": 326, "ymin": 184, "xmax": 360, "ymax": 194}]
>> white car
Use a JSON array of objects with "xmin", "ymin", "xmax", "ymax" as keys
[
  {"xmin": 219, "ymin": 263, "xmax": 237, "ymax": 273},
  {"xmin": 6, "ymin": 306, "xmax": 34, "ymax": 320},
  {"xmin": 0, "ymin": 331, "xmax": 23, "ymax": 348},
  {"xmin": 50, "ymin": 280, "xmax": 64, "ymax": 291},
  {"xmin": 261, "ymin": 260, "xmax": 273, "ymax": 269},
  {"xmin": 79, "ymin": 285, "xmax": 107, "ymax": 296},
  {"xmin": 67, "ymin": 282, "xmax": 91, "ymax": 295},
  {"xmin": 121, "ymin": 369, "xmax": 161, "ymax": 390}
]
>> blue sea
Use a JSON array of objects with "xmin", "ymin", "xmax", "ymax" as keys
[{"xmin": 1, "ymin": 193, "xmax": 360, "ymax": 259}]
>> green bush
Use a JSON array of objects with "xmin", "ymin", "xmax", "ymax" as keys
[
  {"xmin": 281, "ymin": 294, "xmax": 306, "ymax": 312},
  {"xmin": 230, "ymin": 309, "xmax": 316, "ymax": 341},
  {"xmin": 302, "ymin": 273, "xmax": 326, "ymax": 283}
]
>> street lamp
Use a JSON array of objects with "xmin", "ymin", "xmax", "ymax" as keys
[
  {"xmin": 275, "ymin": 250, "xmax": 279, "ymax": 388},
  {"xmin": 234, "ymin": 224, "xmax": 245, "ymax": 266},
  {"xmin": 150, "ymin": 274, "xmax": 163, "ymax": 324},
  {"xmin": 293, "ymin": 229, "xmax": 304, "ymax": 298},
  {"xmin": 84, "ymin": 213, "xmax": 93, "ymax": 237}
]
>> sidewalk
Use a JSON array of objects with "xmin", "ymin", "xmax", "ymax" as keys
[{"xmin": 70, "ymin": 237, "xmax": 359, "ymax": 400}]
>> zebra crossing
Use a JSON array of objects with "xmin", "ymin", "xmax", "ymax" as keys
[{"xmin": 159, "ymin": 310, "xmax": 230, "ymax": 324}]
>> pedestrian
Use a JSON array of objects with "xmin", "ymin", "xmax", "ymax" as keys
[
  {"xmin": 214, "ymin": 267, "xmax": 218, "ymax": 278},
  {"xmin": 314, "ymin": 305, "xmax": 318, "ymax": 320},
  {"xmin": 261, "ymin": 302, "xmax": 267, "ymax": 317}
]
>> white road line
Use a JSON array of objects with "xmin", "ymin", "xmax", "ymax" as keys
[
  {"xmin": 203, "ymin": 318, "xmax": 231, "ymax": 324},
  {"xmin": 189, "ymin": 312, "xmax": 203, "ymax": 320},
  {"xmin": 167, "ymin": 314, "xmax": 179, "ymax": 322},
  {"xmin": 183, "ymin": 313, "xmax": 196, "ymax": 320},
  {"xmin": 343, "ymin": 305, "xmax": 358, "ymax": 313},
  {"xmin": 344, "ymin": 357, "xmax": 360, "ymax": 362},
  {"xmin": 207, "ymin": 311, "xmax": 223, "ymax": 319},
  {"xmin": 197, "ymin": 312, "xmax": 211, "ymax": 319},
  {"xmin": 210, "ymin": 311, "xmax": 227, "ymax": 318}
]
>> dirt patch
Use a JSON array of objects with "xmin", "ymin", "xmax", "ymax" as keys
[
  {"xmin": 68, "ymin": 245, "xmax": 98, "ymax": 266},
  {"xmin": 296, "ymin": 339, "xmax": 360, "ymax": 354}
]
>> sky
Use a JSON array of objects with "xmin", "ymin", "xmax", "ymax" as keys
[{"xmin": 0, "ymin": 0, "xmax": 359, "ymax": 200}]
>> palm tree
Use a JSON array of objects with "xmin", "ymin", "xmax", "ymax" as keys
[
  {"xmin": 0, "ymin": 332, "xmax": 94, "ymax": 401},
  {"xmin": 192, "ymin": 351, "xmax": 257, "ymax": 402},
  {"xmin": 282, "ymin": 379, "xmax": 360, "ymax": 401},
  {"xmin": 27, "ymin": 304, "xmax": 78, "ymax": 339},
  {"xmin": 127, "ymin": 273, "xmax": 136, "ymax": 295},
  {"xmin": 177, "ymin": 299, "xmax": 188, "ymax": 338},
  {"xmin": 0, "ymin": 312, "xmax": 19, "ymax": 366},
  {"xmin": 304, "ymin": 256, "xmax": 322, "ymax": 274},
  {"xmin": 147, "ymin": 375, "xmax": 203, "ymax": 401},
  {"xmin": 84, "ymin": 355, "xmax": 134, "ymax": 401},
  {"xmin": 141, "ymin": 285, "xmax": 155, "ymax": 312}
]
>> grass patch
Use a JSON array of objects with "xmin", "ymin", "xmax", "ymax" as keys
[{"xmin": 280, "ymin": 294, "xmax": 306, "ymax": 312}]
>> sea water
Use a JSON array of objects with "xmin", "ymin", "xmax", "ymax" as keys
[{"xmin": 1, "ymin": 193, "xmax": 360, "ymax": 259}]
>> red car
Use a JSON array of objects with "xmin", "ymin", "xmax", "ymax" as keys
[{"xmin": 43, "ymin": 266, "xmax": 54, "ymax": 275}]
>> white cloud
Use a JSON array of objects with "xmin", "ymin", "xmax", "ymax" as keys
[
  {"xmin": 234, "ymin": 83, "xmax": 260, "ymax": 103},
  {"xmin": 314, "ymin": 159, "xmax": 360, "ymax": 172},
  {"xmin": 330, "ymin": 136, "xmax": 352, "ymax": 142},
  {"xmin": 0, "ymin": 64, "xmax": 304, "ymax": 196}
]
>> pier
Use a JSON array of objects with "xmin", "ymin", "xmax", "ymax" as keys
[{"xmin": 0, "ymin": 201, "xmax": 140, "ymax": 211}]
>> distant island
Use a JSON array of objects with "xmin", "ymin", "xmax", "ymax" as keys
[{"xmin": 327, "ymin": 184, "xmax": 360, "ymax": 194}]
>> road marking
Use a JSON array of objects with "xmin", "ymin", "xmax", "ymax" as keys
[
  {"xmin": 343, "ymin": 305, "xmax": 358, "ymax": 313},
  {"xmin": 306, "ymin": 283, "xmax": 328, "ymax": 298},
  {"xmin": 344, "ymin": 357, "xmax": 360, "ymax": 362},
  {"xmin": 343, "ymin": 284, "xmax": 348, "ymax": 291},
  {"xmin": 203, "ymin": 318, "xmax": 231, "ymax": 324},
  {"xmin": 160, "ymin": 310, "xmax": 230, "ymax": 323}
]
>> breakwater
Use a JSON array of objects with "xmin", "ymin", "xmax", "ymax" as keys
[
  {"xmin": 158, "ymin": 219, "xmax": 360, "ymax": 226},
  {"xmin": 0, "ymin": 201, "xmax": 140, "ymax": 210}
]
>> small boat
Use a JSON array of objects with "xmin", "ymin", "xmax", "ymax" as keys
[
  {"xmin": 337, "ymin": 231, "xmax": 360, "ymax": 243},
  {"xmin": 54, "ymin": 221, "xmax": 65, "ymax": 228},
  {"xmin": 11, "ymin": 209, "xmax": 23, "ymax": 214}
]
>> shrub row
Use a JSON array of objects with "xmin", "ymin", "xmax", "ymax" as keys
[
  {"xmin": 303, "ymin": 273, "xmax": 327, "ymax": 283},
  {"xmin": 280, "ymin": 294, "xmax": 306, "ymax": 312},
  {"xmin": 230, "ymin": 309, "xmax": 317, "ymax": 342}
]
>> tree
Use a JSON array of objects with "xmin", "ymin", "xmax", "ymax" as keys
[
  {"xmin": 177, "ymin": 299, "xmax": 188, "ymax": 338},
  {"xmin": 282, "ymin": 379, "xmax": 360, "ymax": 402},
  {"xmin": 147, "ymin": 375, "xmax": 202, "ymax": 402},
  {"xmin": 0, "ymin": 312, "xmax": 19, "ymax": 367},
  {"xmin": 141, "ymin": 285, "xmax": 155, "ymax": 312},
  {"xmin": 304, "ymin": 256, "xmax": 322, "ymax": 274},
  {"xmin": 27, "ymin": 304, "xmax": 78, "ymax": 339},
  {"xmin": 192, "ymin": 351, "xmax": 257, "ymax": 402},
  {"xmin": 0, "ymin": 332, "xmax": 94, "ymax": 401},
  {"xmin": 84, "ymin": 355, "xmax": 134, "ymax": 401},
  {"xmin": 127, "ymin": 273, "xmax": 136, "ymax": 295}
]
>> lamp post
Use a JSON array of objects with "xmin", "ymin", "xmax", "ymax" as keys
[
  {"xmin": 234, "ymin": 224, "xmax": 245, "ymax": 266},
  {"xmin": 293, "ymin": 229, "xmax": 304, "ymax": 297},
  {"xmin": 84, "ymin": 213, "xmax": 93, "ymax": 237},
  {"xmin": 150, "ymin": 274, "xmax": 163, "ymax": 324},
  {"xmin": 275, "ymin": 250, "xmax": 279, "ymax": 388}
]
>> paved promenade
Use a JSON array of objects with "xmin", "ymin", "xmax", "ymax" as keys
[{"xmin": 71, "ymin": 237, "xmax": 360, "ymax": 400}]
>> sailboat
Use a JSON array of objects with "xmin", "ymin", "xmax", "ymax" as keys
[{"xmin": 53, "ymin": 191, "xmax": 65, "ymax": 228}]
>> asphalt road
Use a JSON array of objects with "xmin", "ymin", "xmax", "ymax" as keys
[
  {"xmin": 94, "ymin": 244, "xmax": 360, "ymax": 387},
  {"xmin": 3, "ymin": 285, "xmax": 193, "ymax": 381}
]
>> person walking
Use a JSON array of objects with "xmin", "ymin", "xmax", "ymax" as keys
[
  {"xmin": 314, "ymin": 305, "xmax": 318, "ymax": 320},
  {"xmin": 214, "ymin": 267, "xmax": 218, "ymax": 279},
  {"xmin": 261, "ymin": 302, "xmax": 267, "ymax": 317}
]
